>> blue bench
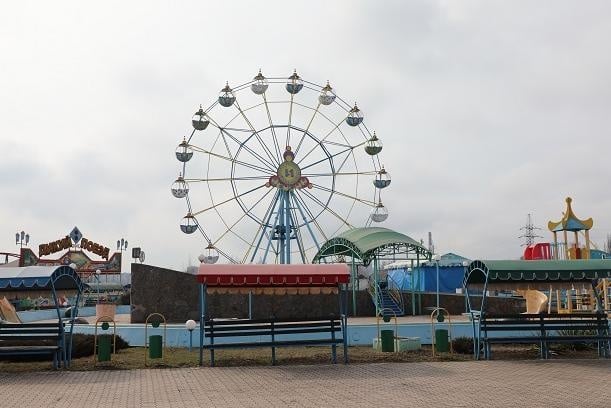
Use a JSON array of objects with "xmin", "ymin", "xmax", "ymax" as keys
[
  {"xmin": 203, "ymin": 316, "xmax": 347, "ymax": 366},
  {"xmin": 481, "ymin": 312, "xmax": 611, "ymax": 359},
  {"xmin": 0, "ymin": 321, "xmax": 65, "ymax": 369}
]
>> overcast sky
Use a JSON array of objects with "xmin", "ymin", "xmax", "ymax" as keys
[{"xmin": 1, "ymin": 1, "xmax": 610, "ymax": 271}]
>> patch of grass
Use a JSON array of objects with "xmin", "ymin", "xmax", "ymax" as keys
[
  {"xmin": 0, "ymin": 345, "xmax": 468, "ymax": 372},
  {"xmin": 451, "ymin": 337, "xmax": 474, "ymax": 354},
  {"xmin": 0, "ymin": 334, "xmax": 129, "ymax": 362}
]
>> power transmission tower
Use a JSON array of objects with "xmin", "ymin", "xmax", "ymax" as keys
[{"xmin": 519, "ymin": 213, "xmax": 543, "ymax": 246}]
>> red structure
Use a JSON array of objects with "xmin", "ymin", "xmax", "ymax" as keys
[
  {"xmin": 523, "ymin": 243, "xmax": 552, "ymax": 260},
  {"xmin": 197, "ymin": 263, "xmax": 349, "ymax": 292}
]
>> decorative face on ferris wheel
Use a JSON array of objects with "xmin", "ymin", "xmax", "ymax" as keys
[
  {"xmin": 172, "ymin": 70, "xmax": 390, "ymax": 264},
  {"xmin": 267, "ymin": 146, "xmax": 312, "ymax": 191}
]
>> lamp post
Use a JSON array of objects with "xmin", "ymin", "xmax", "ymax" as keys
[
  {"xmin": 185, "ymin": 319, "xmax": 197, "ymax": 352},
  {"xmin": 117, "ymin": 238, "xmax": 128, "ymax": 253},
  {"xmin": 15, "ymin": 231, "xmax": 30, "ymax": 248},
  {"xmin": 434, "ymin": 254, "xmax": 441, "ymax": 309}
]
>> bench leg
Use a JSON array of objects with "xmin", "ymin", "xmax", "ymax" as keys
[
  {"xmin": 343, "ymin": 343, "xmax": 348, "ymax": 364},
  {"xmin": 210, "ymin": 349, "xmax": 215, "ymax": 367},
  {"xmin": 52, "ymin": 351, "xmax": 58, "ymax": 370},
  {"xmin": 271, "ymin": 346, "xmax": 276, "ymax": 366},
  {"xmin": 331, "ymin": 344, "xmax": 337, "ymax": 364}
]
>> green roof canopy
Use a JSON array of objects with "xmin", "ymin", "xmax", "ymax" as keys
[
  {"xmin": 312, "ymin": 227, "xmax": 431, "ymax": 266},
  {"xmin": 464, "ymin": 259, "xmax": 611, "ymax": 286}
]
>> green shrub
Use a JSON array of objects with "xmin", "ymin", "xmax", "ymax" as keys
[
  {"xmin": 0, "ymin": 333, "xmax": 129, "ymax": 361},
  {"xmin": 451, "ymin": 336, "xmax": 474, "ymax": 354},
  {"xmin": 550, "ymin": 329, "xmax": 597, "ymax": 351}
]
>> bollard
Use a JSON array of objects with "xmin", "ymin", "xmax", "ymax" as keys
[
  {"xmin": 380, "ymin": 329, "xmax": 395, "ymax": 352},
  {"xmin": 435, "ymin": 329, "xmax": 449, "ymax": 353},
  {"xmin": 97, "ymin": 335, "xmax": 112, "ymax": 362},
  {"xmin": 149, "ymin": 335, "xmax": 163, "ymax": 359}
]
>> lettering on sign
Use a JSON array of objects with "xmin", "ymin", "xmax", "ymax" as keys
[
  {"xmin": 80, "ymin": 238, "xmax": 110, "ymax": 260},
  {"xmin": 39, "ymin": 236, "xmax": 72, "ymax": 257}
]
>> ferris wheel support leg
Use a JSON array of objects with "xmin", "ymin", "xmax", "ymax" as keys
[
  {"xmin": 285, "ymin": 191, "xmax": 292, "ymax": 264},
  {"xmin": 250, "ymin": 191, "xmax": 280, "ymax": 263},
  {"xmin": 292, "ymin": 191, "xmax": 321, "ymax": 253},
  {"xmin": 261, "ymin": 194, "xmax": 283, "ymax": 264},
  {"xmin": 279, "ymin": 192, "xmax": 286, "ymax": 264}
]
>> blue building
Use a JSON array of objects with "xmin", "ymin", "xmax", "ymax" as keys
[{"xmin": 385, "ymin": 252, "xmax": 470, "ymax": 293}]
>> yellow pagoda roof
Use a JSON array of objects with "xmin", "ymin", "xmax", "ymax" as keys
[{"xmin": 547, "ymin": 197, "xmax": 593, "ymax": 232}]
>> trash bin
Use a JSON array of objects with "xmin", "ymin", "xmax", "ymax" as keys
[
  {"xmin": 435, "ymin": 329, "xmax": 449, "ymax": 353},
  {"xmin": 380, "ymin": 329, "xmax": 394, "ymax": 352},
  {"xmin": 97, "ymin": 335, "xmax": 111, "ymax": 362},
  {"xmin": 149, "ymin": 335, "xmax": 163, "ymax": 359}
]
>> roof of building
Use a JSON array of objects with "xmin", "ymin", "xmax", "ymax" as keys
[
  {"xmin": 312, "ymin": 227, "xmax": 431, "ymax": 266},
  {"xmin": 197, "ymin": 264, "xmax": 350, "ymax": 288},
  {"xmin": 464, "ymin": 259, "xmax": 611, "ymax": 285}
]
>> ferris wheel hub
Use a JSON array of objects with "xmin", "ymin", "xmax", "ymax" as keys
[{"xmin": 266, "ymin": 146, "xmax": 312, "ymax": 190}]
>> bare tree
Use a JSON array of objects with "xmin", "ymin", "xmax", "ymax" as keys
[{"xmin": 606, "ymin": 234, "xmax": 611, "ymax": 255}]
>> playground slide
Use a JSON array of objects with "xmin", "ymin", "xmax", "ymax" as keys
[
  {"xmin": 0, "ymin": 297, "xmax": 21, "ymax": 323},
  {"xmin": 516, "ymin": 290, "xmax": 548, "ymax": 314}
]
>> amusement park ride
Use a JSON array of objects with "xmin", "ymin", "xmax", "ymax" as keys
[
  {"xmin": 172, "ymin": 70, "xmax": 390, "ymax": 265},
  {"xmin": 521, "ymin": 197, "xmax": 611, "ymax": 314}
]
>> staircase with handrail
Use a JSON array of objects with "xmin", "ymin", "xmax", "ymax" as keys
[{"xmin": 368, "ymin": 274, "xmax": 405, "ymax": 317}]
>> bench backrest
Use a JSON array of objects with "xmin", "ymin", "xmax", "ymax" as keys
[
  {"xmin": 0, "ymin": 322, "xmax": 64, "ymax": 343},
  {"xmin": 204, "ymin": 317, "xmax": 342, "ymax": 339},
  {"xmin": 481, "ymin": 313, "xmax": 609, "ymax": 332}
]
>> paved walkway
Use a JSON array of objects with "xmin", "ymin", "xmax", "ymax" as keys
[{"xmin": 1, "ymin": 360, "xmax": 609, "ymax": 407}]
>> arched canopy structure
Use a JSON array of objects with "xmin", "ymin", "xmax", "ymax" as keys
[
  {"xmin": 0, "ymin": 265, "xmax": 84, "ymax": 292},
  {"xmin": 0, "ymin": 265, "xmax": 84, "ymax": 367},
  {"xmin": 312, "ymin": 227, "xmax": 431, "ymax": 266}
]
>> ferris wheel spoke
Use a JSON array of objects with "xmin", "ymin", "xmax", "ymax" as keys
[
  {"xmin": 334, "ymin": 149, "xmax": 356, "ymax": 175},
  {"xmin": 185, "ymin": 128, "xmax": 197, "ymax": 144},
  {"xmin": 293, "ymin": 102, "xmax": 321, "ymax": 156},
  {"xmin": 215, "ymin": 246, "xmax": 239, "ymax": 264},
  {"xmin": 300, "ymin": 189, "xmax": 354, "ymax": 229},
  {"xmin": 310, "ymin": 184, "xmax": 376, "ymax": 206},
  {"xmin": 212, "ymin": 187, "xmax": 275, "ymax": 247},
  {"xmin": 190, "ymin": 145, "xmax": 273, "ymax": 175},
  {"xmin": 302, "ymin": 171, "xmax": 377, "ymax": 178},
  {"xmin": 300, "ymin": 145, "xmax": 355, "ymax": 172},
  {"xmin": 219, "ymin": 128, "xmax": 277, "ymax": 172},
  {"xmin": 286, "ymin": 94, "xmax": 295, "ymax": 148},
  {"xmin": 192, "ymin": 184, "xmax": 267, "ymax": 217},
  {"xmin": 296, "ymin": 116, "xmax": 345, "ymax": 165},
  {"xmin": 233, "ymin": 101, "xmax": 281, "ymax": 167},
  {"xmin": 262, "ymin": 94, "xmax": 283, "ymax": 160},
  {"xmin": 185, "ymin": 175, "xmax": 271, "ymax": 183}
]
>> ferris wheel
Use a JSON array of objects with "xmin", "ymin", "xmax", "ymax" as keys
[{"xmin": 172, "ymin": 70, "xmax": 391, "ymax": 264}]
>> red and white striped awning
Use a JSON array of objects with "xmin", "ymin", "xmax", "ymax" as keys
[{"xmin": 197, "ymin": 264, "xmax": 350, "ymax": 288}]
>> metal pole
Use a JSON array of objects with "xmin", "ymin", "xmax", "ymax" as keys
[
  {"xmin": 351, "ymin": 258, "xmax": 356, "ymax": 316},
  {"xmin": 189, "ymin": 330, "xmax": 193, "ymax": 352},
  {"xmin": 436, "ymin": 260, "xmax": 440, "ymax": 309},
  {"xmin": 410, "ymin": 259, "xmax": 415, "ymax": 316},
  {"xmin": 199, "ymin": 283, "xmax": 204, "ymax": 366},
  {"xmin": 285, "ymin": 190, "xmax": 291, "ymax": 263},
  {"xmin": 248, "ymin": 291, "xmax": 253, "ymax": 319}
]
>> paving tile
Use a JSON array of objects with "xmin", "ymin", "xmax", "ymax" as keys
[{"xmin": 0, "ymin": 360, "xmax": 610, "ymax": 407}]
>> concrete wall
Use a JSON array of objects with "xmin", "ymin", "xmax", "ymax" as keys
[
  {"xmin": 131, "ymin": 263, "xmax": 375, "ymax": 322},
  {"xmin": 131, "ymin": 264, "xmax": 525, "ymax": 323}
]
